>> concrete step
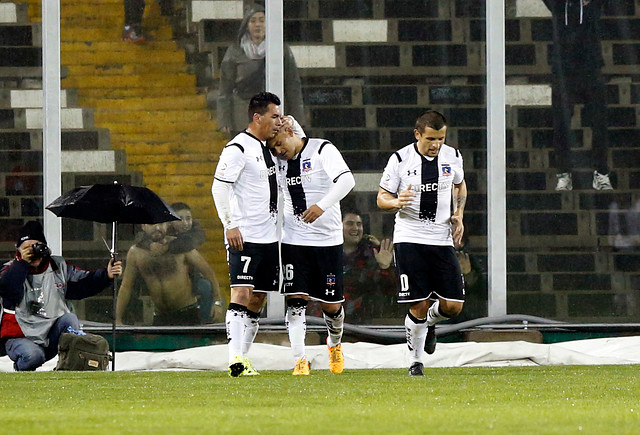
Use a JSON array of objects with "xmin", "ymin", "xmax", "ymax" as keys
[
  {"xmin": 111, "ymin": 130, "xmax": 221, "ymax": 141},
  {"xmin": 128, "ymin": 161, "xmax": 217, "ymax": 175},
  {"xmin": 57, "ymin": 4, "xmax": 126, "ymax": 16},
  {"xmin": 0, "ymin": 88, "xmax": 69, "ymax": 108},
  {"xmin": 143, "ymin": 174, "xmax": 213, "ymax": 188},
  {"xmin": 59, "ymin": 27, "xmax": 173, "ymax": 43},
  {"xmin": 116, "ymin": 142, "xmax": 170, "ymax": 155},
  {"xmin": 126, "ymin": 152, "xmax": 218, "ymax": 165},
  {"xmin": 72, "ymin": 87, "xmax": 197, "ymax": 99},
  {"xmin": 62, "ymin": 50, "xmax": 185, "ymax": 66},
  {"xmin": 62, "ymin": 40, "xmax": 178, "ymax": 52},
  {"xmin": 114, "ymin": 140, "xmax": 223, "ymax": 155},
  {"xmin": 67, "ymin": 63, "xmax": 190, "ymax": 77},
  {"xmin": 0, "ymin": 23, "xmax": 39, "ymax": 47},
  {"xmin": 100, "ymin": 120, "xmax": 218, "ymax": 134},
  {"xmin": 60, "ymin": 15, "xmax": 168, "ymax": 28},
  {"xmin": 94, "ymin": 109, "xmax": 211, "ymax": 123},
  {"xmin": 80, "ymin": 95, "xmax": 207, "ymax": 111},
  {"xmin": 0, "ymin": 128, "xmax": 110, "ymax": 150},
  {"xmin": 0, "ymin": 2, "xmax": 29, "ymax": 24}
]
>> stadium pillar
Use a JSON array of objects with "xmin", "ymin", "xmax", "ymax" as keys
[
  {"xmin": 42, "ymin": 0, "xmax": 63, "ymax": 255},
  {"xmin": 486, "ymin": 1, "xmax": 508, "ymax": 317},
  {"xmin": 265, "ymin": 0, "xmax": 286, "ymax": 319}
]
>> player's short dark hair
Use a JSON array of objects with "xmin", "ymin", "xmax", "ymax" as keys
[
  {"xmin": 415, "ymin": 110, "xmax": 447, "ymax": 133},
  {"xmin": 170, "ymin": 202, "xmax": 191, "ymax": 212},
  {"xmin": 248, "ymin": 92, "xmax": 281, "ymax": 122}
]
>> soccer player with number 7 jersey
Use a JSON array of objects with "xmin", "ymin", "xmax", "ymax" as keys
[{"xmin": 212, "ymin": 92, "xmax": 283, "ymax": 377}]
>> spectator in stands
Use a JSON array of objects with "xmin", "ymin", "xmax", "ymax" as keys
[
  {"xmin": 122, "ymin": 0, "xmax": 173, "ymax": 42},
  {"xmin": 341, "ymin": 207, "xmax": 398, "ymax": 323},
  {"xmin": 0, "ymin": 221, "xmax": 122, "ymax": 371},
  {"xmin": 116, "ymin": 221, "xmax": 223, "ymax": 325},
  {"xmin": 169, "ymin": 202, "xmax": 224, "ymax": 323},
  {"xmin": 608, "ymin": 199, "xmax": 640, "ymax": 250},
  {"xmin": 452, "ymin": 235, "xmax": 488, "ymax": 322},
  {"xmin": 129, "ymin": 202, "xmax": 224, "ymax": 323},
  {"xmin": 543, "ymin": 0, "xmax": 612, "ymax": 191},
  {"xmin": 216, "ymin": 3, "xmax": 306, "ymax": 137}
]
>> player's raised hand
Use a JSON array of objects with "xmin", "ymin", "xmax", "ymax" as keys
[
  {"xmin": 397, "ymin": 184, "xmax": 415, "ymax": 209},
  {"xmin": 374, "ymin": 237, "xmax": 394, "ymax": 269}
]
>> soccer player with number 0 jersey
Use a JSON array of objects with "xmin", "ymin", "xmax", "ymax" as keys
[{"xmin": 377, "ymin": 110, "xmax": 467, "ymax": 377}]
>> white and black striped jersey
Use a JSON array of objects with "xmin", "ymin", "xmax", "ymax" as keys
[
  {"xmin": 213, "ymin": 131, "xmax": 279, "ymax": 243},
  {"xmin": 278, "ymin": 138, "xmax": 351, "ymax": 246},
  {"xmin": 380, "ymin": 143, "xmax": 464, "ymax": 246}
]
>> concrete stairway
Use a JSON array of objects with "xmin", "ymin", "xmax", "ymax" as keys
[{"xmin": 23, "ymin": 0, "xmax": 230, "ymax": 295}]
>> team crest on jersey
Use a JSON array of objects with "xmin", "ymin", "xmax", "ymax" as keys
[
  {"xmin": 302, "ymin": 159, "xmax": 312, "ymax": 172},
  {"xmin": 441, "ymin": 164, "xmax": 452, "ymax": 176},
  {"xmin": 326, "ymin": 273, "xmax": 336, "ymax": 287}
]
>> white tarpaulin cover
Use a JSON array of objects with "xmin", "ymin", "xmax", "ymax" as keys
[{"xmin": 1, "ymin": 336, "xmax": 640, "ymax": 372}]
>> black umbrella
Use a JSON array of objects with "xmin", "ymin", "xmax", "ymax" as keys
[
  {"xmin": 46, "ymin": 183, "xmax": 180, "ymax": 224},
  {"xmin": 46, "ymin": 182, "xmax": 180, "ymax": 370}
]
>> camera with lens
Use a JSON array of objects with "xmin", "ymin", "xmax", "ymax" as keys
[{"xmin": 31, "ymin": 242, "xmax": 51, "ymax": 260}]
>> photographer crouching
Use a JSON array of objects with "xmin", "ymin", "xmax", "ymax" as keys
[{"xmin": 0, "ymin": 221, "xmax": 122, "ymax": 371}]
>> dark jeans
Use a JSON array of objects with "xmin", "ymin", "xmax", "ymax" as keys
[
  {"xmin": 124, "ymin": 0, "xmax": 173, "ymax": 27},
  {"xmin": 153, "ymin": 302, "xmax": 200, "ymax": 326},
  {"xmin": 124, "ymin": 0, "xmax": 145, "ymax": 27},
  {"xmin": 5, "ymin": 312, "xmax": 80, "ymax": 371},
  {"xmin": 551, "ymin": 71, "xmax": 609, "ymax": 174},
  {"xmin": 193, "ymin": 275, "xmax": 214, "ymax": 323}
]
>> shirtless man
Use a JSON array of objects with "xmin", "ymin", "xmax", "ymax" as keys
[{"xmin": 116, "ymin": 222, "xmax": 221, "ymax": 325}]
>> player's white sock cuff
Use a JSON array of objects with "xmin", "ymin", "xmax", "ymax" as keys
[
  {"xmin": 427, "ymin": 300, "xmax": 449, "ymax": 326},
  {"xmin": 323, "ymin": 306, "xmax": 344, "ymax": 348}
]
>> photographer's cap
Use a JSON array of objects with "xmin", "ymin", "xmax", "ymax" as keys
[{"xmin": 16, "ymin": 220, "xmax": 47, "ymax": 248}]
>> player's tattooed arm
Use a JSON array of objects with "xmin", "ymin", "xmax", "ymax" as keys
[
  {"xmin": 451, "ymin": 180, "xmax": 467, "ymax": 246},
  {"xmin": 453, "ymin": 180, "xmax": 467, "ymax": 214}
]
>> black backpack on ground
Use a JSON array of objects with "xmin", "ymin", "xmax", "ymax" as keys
[{"xmin": 55, "ymin": 332, "xmax": 111, "ymax": 371}]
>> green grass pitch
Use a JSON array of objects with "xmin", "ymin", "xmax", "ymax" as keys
[{"xmin": 1, "ymin": 365, "xmax": 638, "ymax": 434}]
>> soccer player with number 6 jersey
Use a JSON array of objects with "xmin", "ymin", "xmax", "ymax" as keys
[
  {"xmin": 268, "ymin": 116, "xmax": 355, "ymax": 376},
  {"xmin": 377, "ymin": 110, "xmax": 467, "ymax": 377}
]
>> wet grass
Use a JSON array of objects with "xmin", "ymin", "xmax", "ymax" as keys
[{"xmin": 1, "ymin": 365, "xmax": 638, "ymax": 434}]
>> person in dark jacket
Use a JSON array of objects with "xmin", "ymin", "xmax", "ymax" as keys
[
  {"xmin": 121, "ymin": 0, "xmax": 173, "ymax": 42},
  {"xmin": 0, "ymin": 221, "xmax": 122, "ymax": 371},
  {"xmin": 216, "ymin": 3, "xmax": 306, "ymax": 137},
  {"xmin": 543, "ymin": 0, "xmax": 612, "ymax": 191}
]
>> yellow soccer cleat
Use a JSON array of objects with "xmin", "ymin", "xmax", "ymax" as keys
[
  {"xmin": 241, "ymin": 357, "xmax": 260, "ymax": 376},
  {"xmin": 228, "ymin": 355, "xmax": 245, "ymax": 377},
  {"xmin": 327, "ymin": 342, "xmax": 344, "ymax": 374},
  {"xmin": 293, "ymin": 359, "xmax": 310, "ymax": 376}
]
